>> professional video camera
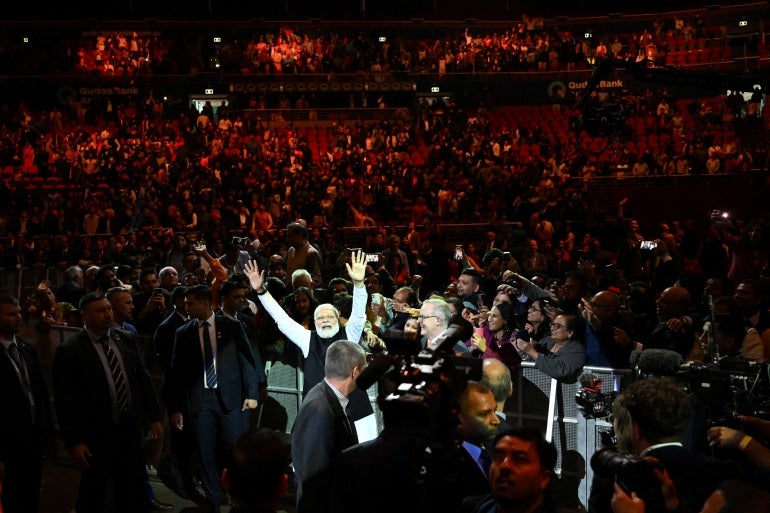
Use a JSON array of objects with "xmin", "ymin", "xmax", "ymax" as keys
[
  {"xmin": 591, "ymin": 446, "xmax": 666, "ymax": 511},
  {"xmin": 355, "ymin": 314, "xmax": 480, "ymax": 444},
  {"xmin": 677, "ymin": 358, "xmax": 770, "ymax": 424},
  {"xmin": 576, "ymin": 372, "xmax": 617, "ymax": 420}
]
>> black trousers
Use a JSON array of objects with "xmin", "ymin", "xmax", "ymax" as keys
[
  {"xmin": 1, "ymin": 424, "xmax": 45, "ymax": 513},
  {"xmin": 75, "ymin": 419, "xmax": 145, "ymax": 513}
]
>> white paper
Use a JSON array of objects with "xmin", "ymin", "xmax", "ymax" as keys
[{"xmin": 353, "ymin": 413, "xmax": 379, "ymax": 443}]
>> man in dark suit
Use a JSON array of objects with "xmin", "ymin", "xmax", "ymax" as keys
[
  {"xmin": 168, "ymin": 284, "xmax": 264, "ymax": 513},
  {"xmin": 291, "ymin": 340, "xmax": 366, "ymax": 513},
  {"xmin": 152, "ymin": 285, "xmax": 199, "ymax": 499},
  {"xmin": 0, "ymin": 293, "xmax": 53, "ymax": 513},
  {"xmin": 454, "ymin": 381, "xmax": 501, "ymax": 501},
  {"xmin": 52, "ymin": 292, "xmax": 164, "ymax": 513},
  {"xmin": 588, "ymin": 376, "xmax": 741, "ymax": 513},
  {"xmin": 218, "ymin": 280, "xmax": 258, "ymax": 353},
  {"xmin": 465, "ymin": 425, "xmax": 558, "ymax": 513},
  {"xmin": 105, "ymin": 286, "xmax": 173, "ymax": 512}
]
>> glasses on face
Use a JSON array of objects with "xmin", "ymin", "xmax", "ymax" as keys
[
  {"xmin": 551, "ymin": 323, "xmax": 566, "ymax": 331},
  {"xmin": 417, "ymin": 315, "xmax": 438, "ymax": 321},
  {"xmin": 315, "ymin": 315, "xmax": 337, "ymax": 322},
  {"xmin": 528, "ymin": 306, "xmax": 543, "ymax": 313}
]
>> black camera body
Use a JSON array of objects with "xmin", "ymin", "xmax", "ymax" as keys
[
  {"xmin": 576, "ymin": 388, "xmax": 617, "ymax": 419},
  {"xmin": 677, "ymin": 360, "xmax": 770, "ymax": 423},
  {"xmin": 591, "ymin": 447, "xmax": 666, "ymax": 511},
  {"xmin": 361, "ymin": 317, "xmax": 479, "ymax": 445}
]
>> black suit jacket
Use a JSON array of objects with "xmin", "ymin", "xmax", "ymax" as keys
[
  {"xmin": 333, "ymin": 430, "xmax": 470, "ymax": 513},
  {"xmin": 292, "ymin": 381, "xmax": 358, "ymax": 513},
  {"xmin": 0, "ymin": 337, "xmax": 52, "ymax": 462},
  {"xmin": 454, "ymin": 444, "xmax": 492, "ymax": 500},
  {"xmin": 154, "ymin": 310, "xmax": 189, "ymax": 375},
  {"xmin": 169, "ymin": 313, "xmax": 263, "ymax": 416},
  {"xmin": 52, "ymin": 328, "xmax": 162, "ymax": 448},
  {"xmin": 153, "ymin": 310, "xmax": 190, "ymax": 402}
]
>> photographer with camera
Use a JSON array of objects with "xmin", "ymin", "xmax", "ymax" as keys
[{"xmin": 588, "ymin": 377, "xmax": 739, "ymax": 513}]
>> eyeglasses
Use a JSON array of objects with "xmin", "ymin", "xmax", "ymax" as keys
[
  {"xmin": 551, "ymin": 323, "xmax": 566, "ymax": 331},
  {"xmin": 315, "ymin": 315, "xmax": 337, "ymax": 322},
  {"xmin": 528, "ymin": 306, "xmax": 543, "ymax": 313},
  {"xmin": 417, "ymin": 315, "xmax": 439, "ymax": 321}
]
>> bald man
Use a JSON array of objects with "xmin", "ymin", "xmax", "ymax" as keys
[
  {"xmin": 481, "ymin": 358, "xmax": 513, "ymax": 423},
  {"xmin": 641, "ymin": 285, "xmax": 697, "ymax": 358},
  {"xmin": 579, "ymin": 290, "xmax": 635, "ymax": 368}
]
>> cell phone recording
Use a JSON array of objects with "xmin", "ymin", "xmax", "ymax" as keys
[{"xmin": 639, "ymin": 241, "xmax": 657, "ymax": 251}]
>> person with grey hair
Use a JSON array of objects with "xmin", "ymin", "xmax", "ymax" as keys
[
  {"xmin": 418, "ymin": 298, "xmax": 471, "ymax": 354},
  {"xmin": 290, "ymin": 268, "xmax": 313, "ymax": 290},
  {"xmin": 55, "ymin": 265, "xmax": 85, "ymax": 306},
  {"xmin": 291, "ymin": 340, "xmax": 366, "ymax": 513},
  {"xmin": 244, "ymin": 251, "xmax": 374, "ymax": 420},
  {"xmin": 158, "ymin": 266, "xmax": 179, "ymax": 292}
]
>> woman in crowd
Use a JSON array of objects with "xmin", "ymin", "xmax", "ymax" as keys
[
  {"xmin": 524, "ymin": 297, "xmax": 552, "ymax": 342},
  {"xmin": 515, "ymin": 312, "xmax": 586, "ymax": 382},
  {"xmin": 286, "ymin": 286, "xmax": 318, "ymax": 329},
  {"xmin": 387, "ymin": 253, "xmax": 411, "ymax": 287},
  {"xmin": 23, "ymin": 280, "xmax": 81, "ymax": 328},
  {"xmin": 472, "ymin": 300, "xmax": 520, "ymax": 370}
]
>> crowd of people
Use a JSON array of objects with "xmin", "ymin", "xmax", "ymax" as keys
[
  {"xmin": 1, "ymin": 7, "xmax": 770, "ymax": 513},
  {"xmin": 2, "ymin": 10, "xmax": 751, "ymax": 77},
  {"xmin": 6, "ymin": 206, "xmax": 770, "ymax": 512}
]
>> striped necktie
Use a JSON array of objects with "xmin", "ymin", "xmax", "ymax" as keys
[
  {"xmin": 202, "ymin": 321, "xmax": 217, "ymax": 389},
  {"xmin": 99, "ymin": 337, "xmax": 129, "ymax": 414}
]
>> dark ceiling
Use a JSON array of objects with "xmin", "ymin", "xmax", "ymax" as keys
[{"xmin": 14, "ymin": 0, "xmax": 769, "ymax": 21}]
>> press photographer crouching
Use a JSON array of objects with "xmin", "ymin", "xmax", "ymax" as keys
[{"xmin": 588, "ymin": 377, "xmax": 740, "ymax": 513}]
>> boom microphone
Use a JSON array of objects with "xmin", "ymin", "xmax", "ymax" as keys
[
  {"xmin": 427, "ymin": 315, "xmax": 474, "ymax": 354},
  {"xmin": 356, "ymin": 353, "xmax": 398, "ymax": 390},
  {"xmin": 578, "ymin": 371, "xmax": 603, "ymax": 392},
  {"xmin": 630, "ymin": 349, "xmax": 683, "ymax": 376}
]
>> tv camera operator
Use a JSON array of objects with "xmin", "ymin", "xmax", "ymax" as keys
[
  {"xmin": 331, "ymin": 315, "xmax": 486, "ymax": 513},
  {"xmin": 587, "ymin": 376, "xmax": 740, "ymax": 513}
]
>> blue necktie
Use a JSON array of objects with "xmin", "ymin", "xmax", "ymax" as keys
[
  {"xmin": 202, "ymin": 321, "xmax": 217, "ymax": 389},
  {"xmin": 479, "ymin": 447, "xmax": 492, "ymax": 476}
]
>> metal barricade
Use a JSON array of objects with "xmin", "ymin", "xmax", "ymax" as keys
[
  {"xmin": 262, "ymin": 360, "xmax": 304, "ymax": 432},
  {"xmin": 505, "ymin": 363, "xmax": 633, "ymax": 511}
]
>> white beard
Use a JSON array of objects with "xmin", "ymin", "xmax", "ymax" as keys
[{"xmin": 317, "ymin": 324, "xmax": 340, "ymax": 339}]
